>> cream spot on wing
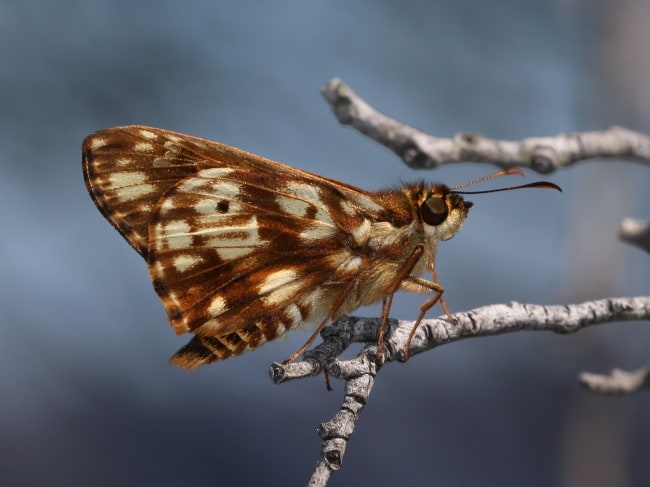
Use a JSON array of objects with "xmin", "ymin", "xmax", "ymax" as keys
[
  {"xmin": 107, "ymin": 171, "xmax": 156, "ymax": 201},
  {"xmin": 314, "ymin": 207, "xmax": 335, "ymax": 225},
  {"xmin": 299, "ymin": 224, "xmax": 337, "ymax": 241},
  {"xmin": 273, "ymin": 323, "xmax": 287, "ymax": 336},
  {"xmin": 139, "ymin": 129, "xmax": 158, "ymax": 139},
  {"xmin": 160, "ymin": 198, "xmax": 175, "ymax": 213},
  {"xmin": 90, "ymin": 137, "xmax": 107, "ymax": 149},
  {"xmin": 350, "ymin": 193, "xmax": 384, "ymax": 213},
  {"xmin": 286, "ymin": 182, "xmax": 322, "ymax": 203},
  {"xmin": 161, "ymin": 220, "xmax": 193, "ymax": 249},
  {"xmin": 166, "ymin": 134, "xmax": 183, "ymax": 143},
  {"xmin": 108, "ymin": 171, "xmax": 148, "ymax": 188},
  {"xmin": 207, "ymin": 216, "xmax": 264, "ymax": 261},
  {"xmin": 134, "ymin": 142, "xmax": 154, "ymax": 152},
  {"xmin": 200, "ymin": 167, "xmax": 235, "ymax": 178},
  {"xmin": 276, "ymin": 195, "xmax": 309, "ymax": 218},
  {"xmin": 179, "ymin": 170, "xmax": 238, "ymax": 194},
  {"xmin": 208, "ymin": 295, "xmax": 227, "ymax": 315},
  {"xmin": 259, "ymin": 269, "xmax": 297, "ymax": 295},
  {"xmin": 350, "ymin": 219, "xmax": 371, "ymax": 244},
  {"xmin": 178, "ymin": 177, "xmax": 205, "ymax": 193},
  {"xmin": 198, "ymin": 318, "xmax": 223, "ymax": 335},
  {"xmin": 193, "ymin": 198, "xmax": 215, "ymax": 214},
  {"xmin": 259, "ymin": 269, "xmax": 303, "ymax": 306},
  {"xmin": 216, "ymin": 247, "xmax": 254, "ymax": 260},
  {"xmin": 284, "ymin": 182, "xmax": 335, "ymax": 225},
  {"xmin": 208, "ymin": 180, "xmax": 240, "ymax": 199},
  {"xmin": 173, "ymin": 254, "xmax": 204, "ymax": 273},
  {"xmin": 340, "ymin": 200, "xmax": 357, "ymax": 217},
  {"xmin": 116, "ymin": 158, "xmax": 134, "ymax": 166}
]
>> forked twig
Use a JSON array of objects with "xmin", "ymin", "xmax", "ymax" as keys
[
  {"xmin": 270, "ymin": 297, "xmax": 650, "ymax": 486},
  {"xmin": 267, "ymin": 79, "xmax": 650, "ymax": 487}
]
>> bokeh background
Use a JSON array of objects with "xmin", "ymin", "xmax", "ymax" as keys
[{"xmin": 2, "ymin": 1, "xmax": 649, "ymax": 486}]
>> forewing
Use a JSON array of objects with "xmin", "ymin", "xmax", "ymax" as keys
[{"xmin": 82, "ymin": 125, "xmax": 387, "ymax": 258}]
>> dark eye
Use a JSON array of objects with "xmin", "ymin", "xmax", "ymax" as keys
[{"xmin": 420, "ymin": 196, "xmax": 448, "ymax": 226}]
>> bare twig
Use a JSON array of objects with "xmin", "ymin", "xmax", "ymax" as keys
[
  {"xmin": 580, "ymin": 365, "xmax": 650, "ymax": 395},
  {"xmin": 321, "ymin": 78, "xmax": 650, "ymax": 174},
  {"xmin": 269, "ymin": 297, "xmax": 650, "ymax": 486}
]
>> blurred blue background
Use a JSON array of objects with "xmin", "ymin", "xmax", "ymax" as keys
[{"xmin": 1, "ymin": 1, "xmax": 649, "ymax": 485}]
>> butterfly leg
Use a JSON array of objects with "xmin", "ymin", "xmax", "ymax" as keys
[
  {"xmin": 376, "ymin": 294, "xmax": 395, "ymax": 366},
  {"xmin": 399, "ymin": 261, "xmax": 455, "ymax": 361},
  {"xmin": 374, "ymin": 244, "xmax": 427, "ymax": 365}
]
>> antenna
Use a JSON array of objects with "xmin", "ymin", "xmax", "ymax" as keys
[{"xmin": 450, "ymin": 168, "xmax": 561, "ymax": 194}]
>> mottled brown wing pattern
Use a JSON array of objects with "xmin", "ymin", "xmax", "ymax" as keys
[
  {"xmin": 82, "ymin": 126, "xmax": 393, "ymax": 257},
  {"xmin": 149, "ymin": 167, "xmax": 381, "ymax": 355},
  {"xmin": 82, "ymin": 126, "xmax": 417, "ymax": 368}
]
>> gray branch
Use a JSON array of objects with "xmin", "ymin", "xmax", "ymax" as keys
[
  {"xmin": 321, "ymin": 78, "xmax": 650, "ymax": 174},
  {"xmin": 270, "ymin": 297, "xmax": 650, "ymax": 486},
  {"xmin": 619, "ymin": 218, "xmax": 650, "ymax": 253},
  {"xmin": 580, "ymin": 365, "xmax": 650, "ymax": 395}
]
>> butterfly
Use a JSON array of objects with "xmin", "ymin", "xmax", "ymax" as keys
[{"xmin": 82, "ymin": 126, "xmax": 560, "ymax": 368}]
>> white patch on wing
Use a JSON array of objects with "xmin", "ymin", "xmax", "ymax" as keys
[
  {"xmin": 259, "ymin": 269, "xmax": 297, "ymax": 295},
  {"xmin": 134, "ymin": 142, "xmax": 154, "ymax": 152},
  {"xmin": 161, "ymin": 220, "xmax": 193, "ymax": 249},
  {"xmin": 259, "ymin": 269, "xmax": 303, "ymax": 306},
  {"xmin": 173, "ymin": 254, "xmax": 203, "ymax": 273},
  {"xmin": 351, "ymin": 219, "xmax": 371, "ymax": 244},
  {"xmin": 340, "ymin": 200, "xmax": 358, "ymax": 217},
  {"xmin": 275, "ymin": 195, "xmax": 309, "ymax": 218},
  {"xmin": 139, "ymin": 129, "xmax": 158, "ymax": 139},
  {"xmin": 299, "ymin": 224, "xmax": 337, "ymax": 241},
  {"xmin": 180, "ymin": 171, "xmax": 238, "ymax": 195},
  {"xmin": 285, "ymin": 182, "xmax": 335, "ymax": 225},
  {"xmin": 90, "ymin": 137, "xmax": 107, "ymax": 149},
  {"xmin": 108, "ymin": 171, "xmax": 148, "ymax": 188},
  {"xmin": 349, "ymin": 193, "xmax": 384, "ymax": 213},
  {"xmin": 208, "ymin": 295, "xmax": 228, "ymax": 316},
  {"xmin": 206, "ymin": 215, "xmax": 264, "ymax": 261},
  {"xmin": 107, "ymin": 171, "xmax": 156, "ymax": 202},
  {"xmin": 160, "ymin": 198, "xmax": 175, "ymax": 212},
  {"xmin": 215, "ymin": 246, "xmax": 254, "ymax": 260},
  {"xmin": 200, "ymin": 167, "xmax": 235, "ymax": 179}
]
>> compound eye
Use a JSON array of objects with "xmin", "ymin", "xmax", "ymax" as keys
[{"xmin": 420, "ymin": 196, "xmax": 448, "ymax": 226}]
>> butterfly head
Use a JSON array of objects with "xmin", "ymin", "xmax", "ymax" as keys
[
  {"xmin": 417, "ymin": 168, "xmax": 562, "ymax": 242},
  {"xmin": 418, "ymin": 185, "xmax": 473, "ymax": 241}
]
